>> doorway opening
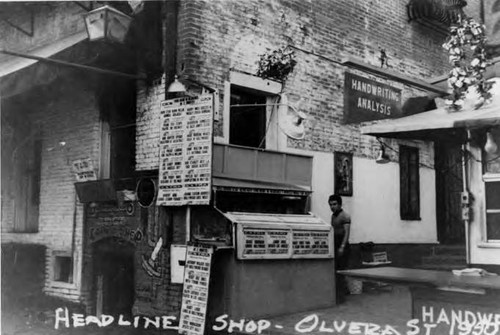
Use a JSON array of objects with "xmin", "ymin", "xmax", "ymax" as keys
[{"xmin": 92, "ymin": 237, "xmax": 135, "ymax": 317}]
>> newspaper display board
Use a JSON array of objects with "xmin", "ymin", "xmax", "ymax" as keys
[
  {"xmin": 178, "ymin": 245, "xmax": 214, "ymax": 335},
  {"xmin": 236, "ymin": 224, "xmax": 333, "ymax": 260},
  {"xmin": 157, "ymin": 95, "xmax": 214, "ymax": 206},
  {"xmin": 240, "ymin": 227, "xmax": 292, "ymax": 259},
  {"xmin": 292, "ymin": 230, "xmax": 331, "ymax": 256}
]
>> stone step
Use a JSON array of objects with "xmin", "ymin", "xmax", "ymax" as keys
[
  {"xmin": 431, "ymin": 245, "xmax": 466, "ymax": 256},
  {"xmin": 422, "ymin": 255, "xmax": 466, "ymax": 265},
  {"xmin": 416, "ymin": 263, "xmax": 467, "ymax": 271}
]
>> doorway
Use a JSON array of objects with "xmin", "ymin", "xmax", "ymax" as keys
[
  {"xmin": 93, "ymin": 237, "xmax": 135, "ymax": 317},
  {"xmin": 435, "ymin": 141, "xmax": 465, "ymax": 244}
]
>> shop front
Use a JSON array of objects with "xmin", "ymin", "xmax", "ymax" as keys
[
  {"xmin": 341, "ymin": 77, "xmax": 500, "ymax": 329},
  {"xmin": 186, "ymin": 143, "xmax": 337, "ymax": 320}
]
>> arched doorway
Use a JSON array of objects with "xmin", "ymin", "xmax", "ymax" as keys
[{"xmin": 92, "ymin": 237, "xmax": 135, "ymax": 317}]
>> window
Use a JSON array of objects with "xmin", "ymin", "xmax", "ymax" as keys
[
  {"xmin": 230, "ymin": 87, "xmax": 267, "ymax": 148},
  {"xmin": 222, "ymin": 71, "xmax": 282, "ymax": 149},
  {"xmin": 14, "ymin": 138, "xmax": 42, "ymax": 233},
  {"xmin": 400, "ymin": 145, "xmax": 420, "ymax": 220},
  {"xmin": 485, "ymin": 178, "xmax": 500, "ymax": 241},
  {"xmin": 53, "ymin": 253, "xmax": 73, "ymax": 283},
  {"xmin": 484, "ymin": 127, "xmax": 500, "ymax": 241}
]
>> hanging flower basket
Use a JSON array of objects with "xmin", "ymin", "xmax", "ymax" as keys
[
  {"xmin": 256, "ymin": 46, "xmax": 297, "ymax": 82},
  {"xmin": 443, "ymin": 16, "xmax": 493, "ymax": 110}
]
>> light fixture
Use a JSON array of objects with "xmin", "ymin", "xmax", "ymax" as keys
[
  {"xmin": 84, "ymin": 5, "xmax": 132, "ymax": 44},
  {"xmin": 484, "ymin": 130, "xmax": 498, "ymax": 155},
  {"xmin": 167, "ymin": 75, "xmax": 187, "ymax": 94},
  {"xmin": 375, "ymin": 145, "xmax": 390, "ymax": 164}
]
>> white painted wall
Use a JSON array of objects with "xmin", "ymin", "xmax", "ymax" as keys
[
  {"xmin": 303, "ymin": 151, "xmax": 438, "ymax": 244},
  {"xmin": 347, "ymin": 156, "xmax": 437, "ymax": 244}
]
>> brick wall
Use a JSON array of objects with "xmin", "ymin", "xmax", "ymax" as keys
[
  {"xmin": 136, "ymin": 75, "xmax": 165, "ymax": 171},
  {"xmin": 2, "ymin": 76, "xmax": 101, "ymax": 303},
  {"xmin": 136, "ymin": 0, "xmax": 447, "ymax": 170}
]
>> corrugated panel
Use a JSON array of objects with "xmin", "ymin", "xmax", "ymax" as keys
[{"xmin": 221, "ymin": 211, "xmax": 328, "ymax": 228}]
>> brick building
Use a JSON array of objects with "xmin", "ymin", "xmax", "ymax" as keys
[{"xmin": 1, "ymin": 0, "xmax": 491, "ymax": 323}]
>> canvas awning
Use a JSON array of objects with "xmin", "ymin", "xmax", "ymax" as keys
[
  {"xmin": 212, "ymin": 176, "xmax": 311, "ymax": 196},
  {"xmin": 361, "ymin": 78, "xmax": 500, "ymax": 139},
  {"xmin": 1, "ymin": 31, "xmax": 88, "ymax": 97},
  {"xmin": 0, "ymin": 31, "xmax": 87, "ymax": 77}
]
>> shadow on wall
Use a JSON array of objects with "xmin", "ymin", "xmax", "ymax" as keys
[{"xmin": 1, "ymin": 243, "xmax": 46, "ymax": 308}]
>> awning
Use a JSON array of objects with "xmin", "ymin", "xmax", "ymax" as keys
[
  {"xmin": 361, "ymin": 78, "xmax": 500, "ymax": 139},
  {"xmin": 0, "ymin": 31, "xmax": 88, "ymax": 78},
  {"xmin": 212, "ymin": 176, "xmax": 311, "ymax": 196},
  {"xmin": 1, "ymin": 31, "xmax": 88, "ymax": 97}
]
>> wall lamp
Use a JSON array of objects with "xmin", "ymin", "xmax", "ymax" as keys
[
  {"xmin": 83, "ymin": 5, "xmax": 132, "ymax": 44},
  {"xmin": 0, "ymin": 5, "xmax": 143, "ymax": 81},
  {"xmin": 167, "ymin": 75, "xmax": 217, "ymax": 94},
  {"xmin": 375, "ymin": 139, "xmax": 390, "ymax": 164},
  {"xmin": 484, "ymin": 130, "xmax": 498, "ymax": 155}
]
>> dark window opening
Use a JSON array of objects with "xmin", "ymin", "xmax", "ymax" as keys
[
  {"xmin": 400, "ymin": 145, "xmax": 420, "ymax": 220},
  {"xmin": 98, "ymin": 76, "xmax": 136, "ymax": 180},
  {"xmin": 230, "ymin": 87, "xmax": 267, "ymax": 149},
  {"xmin": 54, "ymin": 255, "xmax": 73, "ymax": 283},
  {"xmin": 216, "ymin": 191, "xmax": 308, "ymax": 214}
]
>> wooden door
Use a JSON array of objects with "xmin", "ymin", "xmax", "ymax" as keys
[{"xmin": 435, "ymin": 142, "xmax": 465, "ymax": 244}]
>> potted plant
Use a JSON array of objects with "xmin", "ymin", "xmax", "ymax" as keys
[{"xmin": 256, "ymin": 46, "xmax": 297, "ymax": 82}]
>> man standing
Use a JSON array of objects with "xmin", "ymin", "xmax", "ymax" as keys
[{"xmin": 329, "ymin": 194, "xmax": 351, "ymax": 303}]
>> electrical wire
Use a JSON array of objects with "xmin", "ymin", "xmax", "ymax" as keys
[{"xmin": 378, "ymin": 138, "xmax": 500, "ymax": 176}]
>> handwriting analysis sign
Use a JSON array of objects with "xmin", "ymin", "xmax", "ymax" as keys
[
  {"xmin": 157, "ymin": 95, "xmax": 214, "ymax": 206},
  {"xmin": 178, "ymin": 245, "xmax": 214, "ymax": 335}
]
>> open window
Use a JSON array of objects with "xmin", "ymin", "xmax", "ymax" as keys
[
  {"xmin": 230, "ymin": 87, "xmax": 267, "ymax": 148},
  {"xmin": 222, "ymin": 71, "xmax": 282, "ymax": 149}
]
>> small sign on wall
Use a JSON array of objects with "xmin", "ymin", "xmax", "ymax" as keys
[
  {"xmin": 343, "ymin": 72, "xmax": 402, "ymax": 124},
  {"xmin": 334, "ymin": 152, "xmax": 353, "ymax": 196},
  {"xmin": 72, "ymin": 158, "xmax": 97, "ymax": 182},
  {"xmin": 171, "ymin": 244, "xmax": 187, "ymax": 284}
]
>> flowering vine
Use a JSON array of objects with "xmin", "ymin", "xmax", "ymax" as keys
[
  {"xmin": 257, "ymin": 46, "xmax": 297, "ymax": 82},
  {"xmin": 442, "ymin": 16, "xmax": 492, "ymax": 110}
]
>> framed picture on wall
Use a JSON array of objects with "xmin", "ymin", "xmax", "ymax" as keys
[{"xmin": 334, "ymin": 152, "xmax": 353, "ymax": 196}]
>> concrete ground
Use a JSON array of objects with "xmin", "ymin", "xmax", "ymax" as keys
[
  {"xmin": 257, "ymin": 285, "xmax": 413, "ymax": 335},
  {"xmin": 2, "ymin": 284, "xmax": 418, "ymax": 335}
]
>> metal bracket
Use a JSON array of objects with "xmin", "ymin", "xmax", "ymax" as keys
[
  {"xmin": 73, "ymin": 2, "xmax": 93, "ymax": 12},
  {"xmin": 2, "ymin": 10, "xmax": 34, "ymax": 37}
]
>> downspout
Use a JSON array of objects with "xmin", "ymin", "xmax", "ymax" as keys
[
  {"xmin": 164, "ymin": 0, "xmax": 180, "ymax": 98},
  {"xmin": 462, "ymin": 130, "xmax": 471, "ymax": 265}
]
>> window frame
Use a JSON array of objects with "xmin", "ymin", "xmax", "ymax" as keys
[
  {"xmin": 483, "ymin": 173, "xmax": 500, "ymax": 242},
  {"xmin": 399, "ymin": 145, "xmax": 421, "ymax": 221},
  {"xmin": 51, "ymin": 251, "xmax": 74, "ymax": 284},
  {"xmin": 219, "ymin": 71, "xmax": 282, "ymax": 149}
]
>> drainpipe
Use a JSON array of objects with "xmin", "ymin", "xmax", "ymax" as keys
[
  {"xmin": 462, "ymin": 131, "xmax": 471, "ymax": 265},
  {"xmin": 164, "ymin": 0, "xmax": 180, "ymax": 97}
]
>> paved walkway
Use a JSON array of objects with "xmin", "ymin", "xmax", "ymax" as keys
[{"xmin": 253, "ymin": 285, "xmax": 413, "ymax": 335}]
